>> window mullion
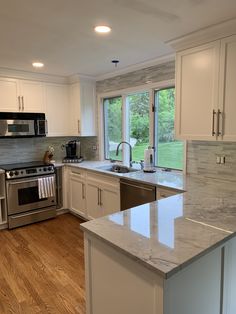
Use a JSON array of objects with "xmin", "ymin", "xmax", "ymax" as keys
[{"xmin": 122, "ymin": 94, "xmax": 129, "ymax": 166}]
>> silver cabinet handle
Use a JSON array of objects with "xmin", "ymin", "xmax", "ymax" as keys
[
  {"xmin": 21, "ymin": 96, "xmax": 24, "ymax": 111},
  {"xmin": 100, "ymin": 189, "xmax": 102, "ymax": 206},
  {"xmin": 82, "ymin": 184, "xmax": 85, "ymax": 199},
  {"xmin": 212, "ymin": 110, "xmax": 216, "ymax": 136},
  {"xmin": 18, "ymin": 96, "xmax": 21, "ymax": 111},
  {"xmin": 97, "ymin": 188, "xmax": 100, "ymax": 206},
  {"xmin": 217, "ymin": 109, "xmax": 222, "ymax": 136}
]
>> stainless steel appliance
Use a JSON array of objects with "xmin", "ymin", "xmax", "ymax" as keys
[
  {"xmin": 63, "ymin": 140, "xmax": 83, "ymax": 163},
  {"xmin": 0, "ymin": 112, "xmax": 47, "ymax": 138},
  {"xmin": 120, "ymin": 179, "xmax": 156, "ymax": 211},
  {"xmin": 1, "ymin": 162, "xmax": 56, "ymax": 229}
]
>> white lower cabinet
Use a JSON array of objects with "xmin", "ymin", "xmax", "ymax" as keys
[
  {"xmin": 69, "ymin": 168, "xmax": 87, "ymax": 218},
  {"xmin": 68, "ymin": 167, "xmax": 120, "ymax": 220},
  {"xmin": 223, "ymin": 237, "xmax": 236, "ymax": 314},
  {"xmin": 86, "ymin": 172, "xmax": 120, "ymax": 219},
  {"xmin": 84, "ymin": 233, "xmax": 224, "ymax": 314}
]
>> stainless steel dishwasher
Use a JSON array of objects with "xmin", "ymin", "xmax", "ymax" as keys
[{"xmin": 120, "ymin": 179, "xmax": 156, "ymax": 210}]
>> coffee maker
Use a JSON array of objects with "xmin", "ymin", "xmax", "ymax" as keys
[{"xmin": 63, "ymin": 140, "xmax": 83, "ymax": 163}]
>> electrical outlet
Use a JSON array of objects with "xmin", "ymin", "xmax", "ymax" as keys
[
  {"xmin": 220, "ymin": 156, "xmax": 225, "ymax": 164},
  {"xmin": 216, "ymin": 156, "xmax": 221, "ymax": 164},
  {"xmin": 92, "ymin": 145, "xmax": 97, "ymax": 151}
]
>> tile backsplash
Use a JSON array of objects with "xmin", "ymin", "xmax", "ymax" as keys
[
  {"xmin": 0, "ymin": 136, "xmax": 98, "ymax": 164},
  {"xmin": 187, "ymin": 141, "xmax": 236, "ymax": 182},
  {"xmin": 96, "ymin": 60, "xmax": 175, "ymax": 93}
]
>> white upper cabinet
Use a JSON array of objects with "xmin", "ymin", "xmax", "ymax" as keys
[
  {"xmin": 0, "ymin": 78, "xmax": 19, "ymax": 112},
  {"xmin": 176, "ymin": 35, "xmax": 236, "ymax": 141},
  {"xmin": 218, "ymin": 35, "xmax": 236, "ymax": 141},
  {"xmin": 0, "ymin": 78, "xmax": 44, "ymax": 113},
  {"xmin": 19, "ymin": 80, "xmax": 45, "ymax": 112},
  {"xmin": 0, "ymin": 75, "xmax": 97, "ymax": 137},
  {"xmin": 69, "ymin": 79, "xmax": 96, "ymax": 136},
  {"xmin": 175, "ymin": 41, "xmax": 220, "ymax": 140},
  {"xmin": 45, "ymin": 83, "xmax": 70, "ymax": 136}
]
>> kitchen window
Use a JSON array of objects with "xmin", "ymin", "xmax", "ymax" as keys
[
  {"xmin": 103, "ymin": 96, "xmax": 122, "ymax": 160},
  {"xmin": 102, "ymin": 86, "xmax": 184, "ymax": 171},
  {"xmin": 154, "ymin": 87, "xmax": 184, "ymax": 170}
]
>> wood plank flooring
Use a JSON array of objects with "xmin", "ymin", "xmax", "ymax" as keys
[{"xmin": 0, "ymin": 214, "xmax": 86, "ymax": 313}]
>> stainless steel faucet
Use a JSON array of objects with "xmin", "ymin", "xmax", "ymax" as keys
[{"xmin": 116, "ymin": 141, "xmax": 133, "ymax": 167}]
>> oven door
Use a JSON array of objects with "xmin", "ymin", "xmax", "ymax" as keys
[
  {"xmin": 6, "ymin": 174, "xmax": 56, "ymax": 215},
  {"xmin": 0, "ymin": 119, "xmax": 35, "ymax": 137}
]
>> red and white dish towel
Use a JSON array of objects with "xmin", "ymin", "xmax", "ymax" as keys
[{"xmin": 38, "ymin": 176, "xmax": 55, "ymax": 199}]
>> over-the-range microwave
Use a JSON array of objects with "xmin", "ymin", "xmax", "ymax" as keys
[{"xmin": 0, "ymin": 112, "xmax": 47, "ymax": 138}]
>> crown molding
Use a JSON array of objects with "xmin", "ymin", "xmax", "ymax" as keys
[
  {"xmin": 95, "ymin": 54, "xmax": 175, "ymax": 82},
  {"xmin": 68, "ymin": 73, "xmax": 96, "ymax": 84},
  {"xmin": 0, "ymin": 67, "xmax": 69, "ymax": 84},
  {"xmin": 167, "ymin": 18, "xmax": 236, "ymax": 51}
]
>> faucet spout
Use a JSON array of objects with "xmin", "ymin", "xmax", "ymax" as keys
[{"xmin": 116, "ymin": 141, "xmax": 133, "ymax": 167}]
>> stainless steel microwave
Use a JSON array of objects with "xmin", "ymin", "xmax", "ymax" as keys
[{"xmin": 0, "ymin": 112, "xmax": 47, "ymax": 138}]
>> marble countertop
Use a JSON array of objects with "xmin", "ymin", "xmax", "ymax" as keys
[
  {"xmin": 57, "ymin": 160, "xmax": 185, "ymax": 192},
  {"xmin": 80, "ymin": 170, "xmax": 236, "ymax": 279}
]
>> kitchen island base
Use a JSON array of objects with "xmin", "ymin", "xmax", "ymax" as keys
[{"xmin": 84, "ymin": 233, "xmax": 236, "ymax": 314}]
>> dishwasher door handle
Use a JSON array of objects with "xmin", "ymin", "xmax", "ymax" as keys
[{"xmin": 121, "ymin": 181, "xmax": 155, "ymax": 192}]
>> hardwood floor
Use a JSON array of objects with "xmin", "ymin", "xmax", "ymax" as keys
[{"xmin": 0, "ymin": 214, "xmax": 86, "ymax": 313}]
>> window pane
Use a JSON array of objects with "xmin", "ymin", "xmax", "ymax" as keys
[
  {"xmin": 104, "ymin": 97, "xmax": 122, "ymax": 160},
  {"xmin": 128, "ymin": 92, "xmax": 150, "ymax": 162},
  {"xmin": 155, "ymin": 88, "xmax": 184, "ymax": 170}
]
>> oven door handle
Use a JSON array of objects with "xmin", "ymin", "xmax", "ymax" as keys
[{"xmin": 7, "ymin": 176, "xmax": 54, "ymax": 185}]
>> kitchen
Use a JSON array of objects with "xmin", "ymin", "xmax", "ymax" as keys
[{"xmin": 0, "ymin": 1, "xmax": 236, "ymax": 313}]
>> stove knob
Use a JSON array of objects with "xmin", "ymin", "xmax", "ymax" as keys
[
  {"xmin": 48, "ymin": 166, "xmax": 52, "ymax": 171},
  {"xmin": 14, "ymin": 171, "xmax": 19, "ymax": 176},
  {"xmin": 43, "ymin": 167, "xmax": 47, "ymax": 171},
  {"xmin": 9, "ymin": 171, "xmax": 14, "ymax": 177}
]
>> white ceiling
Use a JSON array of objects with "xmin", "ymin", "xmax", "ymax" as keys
[{"xmin": 0, "ymin": 0, "xmax": 236, "ymax": 78}]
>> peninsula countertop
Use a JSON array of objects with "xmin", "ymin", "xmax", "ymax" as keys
[{"xmin": 80, "ymin": 173, "xmax": 236, "ymax": 279}]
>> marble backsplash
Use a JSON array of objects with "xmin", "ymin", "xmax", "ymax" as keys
[
  {"xmin": 0, "ymin": 136, "xmax": 98, "ymax": 165},
  {"xmin": 187, "ymin": 141, "xmax": 236, "ymax": 182}
]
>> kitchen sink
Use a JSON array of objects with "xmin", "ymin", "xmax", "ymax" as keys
[{"xmin": 96, "ymin": 164, "xmax": 139, "ymax": 173}]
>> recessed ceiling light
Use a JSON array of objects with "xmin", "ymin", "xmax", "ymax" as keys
[
  {"xmin": 32, "ymin": 62, "xmax": 44, "ymax": 68},
  {"xmin": 94, "ymin": 25, "xmax": 111, "ymax": 33}
]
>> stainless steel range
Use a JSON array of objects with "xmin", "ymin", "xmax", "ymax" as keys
[{"xmin": 1, "ymin": 162, "xmax": 56, "ymax": 229}]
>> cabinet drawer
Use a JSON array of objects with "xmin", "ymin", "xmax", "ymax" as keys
[
  {"xmin": 69, "ymin": 167, "xmax": 86, "ymax": 178},
  {"xmin": 156, "ymin": 188, "xmax": 179, "ymax": 199}
]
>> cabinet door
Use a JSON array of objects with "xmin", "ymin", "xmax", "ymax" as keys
[
  {"xmin": 101, "ymin": 187, "xmax": 120, "ymax": 216},
  {"xmin": 223, "ymin": 238, "xmax": 236, "ymax": 314},
  {"xmin": 70, "ymin": 176, "xmax": 86, "ymax": 218},
  {"xmin": 219, "ymin": 35, "xmax": 236, "ymax": 141},
  {"xmin": 86, "ymin": 181, "xmax": 101, "ymax": 219},
  {"xmin": 175, "ymin": 41, "xmax": 220, "ymax": 140},
  {"xmin": 79, "ymin": 79, "xmax": 96, "ymax": 136},
  {"xmin": 45, "ymin": 83, "xmax": 70, "ymax": 136},
  {"xmin": 0, "ymin": 78, "xmax": 19, "ymax": 112},
  {"xmin": 20, "ymin": 80, "xmax": 44, "ymax": 112},
  {"xmin": 69, "ymin": 80, "xmax": 96, "ymax": 136}
]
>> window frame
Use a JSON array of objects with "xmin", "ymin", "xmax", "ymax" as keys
[{"xmin": 98, "ymin": 79, "xmax": 186, "ymax": 172}]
